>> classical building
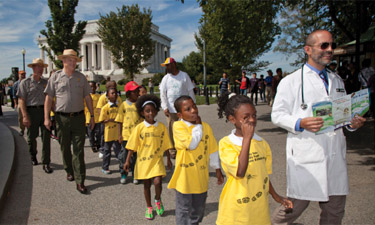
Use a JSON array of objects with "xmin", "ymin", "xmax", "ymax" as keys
[{"xmin": 37, "ymin": 20, "xmax": 172, "ymax": 81}]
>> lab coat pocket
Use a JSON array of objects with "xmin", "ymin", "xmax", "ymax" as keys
[{"xmin": 291, "ymin": 138, "xmax": 325, "ymax": 164}]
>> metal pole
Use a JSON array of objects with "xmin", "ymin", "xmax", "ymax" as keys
[{"xmin": 22, "ymin": 48, "xmax": 26, "ymax": 71}]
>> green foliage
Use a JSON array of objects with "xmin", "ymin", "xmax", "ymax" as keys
[
  {"xmin": 40, "ymin": 0, "xmax": 87, "ymax": 69},
  {"xmin": 196, "ymin": 0, "xmax": 281, "ymax": 77},
  {"xmin": 117, "ymin": 78, "xmax": 130, "ymax": 85},
  {"xmin": 274, "ymin": 0, "xmax": 375, "ymax": 67},
  {"xmin": 149, "ymin": 72, "xmax": 165, "ymax": 86},
  {"xmin": 182, "ymin": 51, "xmax": 203, "ymax": 81},
  {"xmin": 97, "ymin": 4, "xmax": 154, "ymax": 80}
]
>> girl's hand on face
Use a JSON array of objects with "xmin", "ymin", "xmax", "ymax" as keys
[{"xmin": 241, "ymin": 119, "xmax": 255, "ymax": 140}]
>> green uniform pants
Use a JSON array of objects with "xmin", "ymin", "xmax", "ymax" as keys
[
  {"xmin": 26, "ymin": 107, "xmax": 51, "ymax": 164},
  {"xmin": 55, "ymin": 113, "xmax": 86, "ymax": 185}
]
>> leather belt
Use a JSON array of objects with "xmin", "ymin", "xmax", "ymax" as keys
[
  {"xmin": 55, "ymin": 110, "xmax": 84, "ymax": 117},
  {"xmin": 27, "ymin": 105, "xmax": 44, "ymax": 109}
]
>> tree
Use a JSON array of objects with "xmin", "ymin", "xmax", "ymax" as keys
[
  {"xmin": 40, "ymin": 0, "xmax": 87, "ymax": 69},
  {"xmin": 182, "ymin": 51, "xmax": 203, "ymax": 81},
  {"xmin": 274, "ymin": 0, "xmax": 375, "ymax": 67},
  {"xmin": 195, "ymin": 0, "xmax": 281, "ymax": 78},
  {"xmin": 97, "ymin": 4, "xmax": 154, "ymax": 80}
]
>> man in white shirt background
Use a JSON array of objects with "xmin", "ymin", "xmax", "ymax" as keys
[{"xmin": 159, "ymin": 57, "xmax": 196, "ymax": 158}]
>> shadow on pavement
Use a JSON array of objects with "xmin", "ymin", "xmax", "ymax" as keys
[
  {"xmin": 204, "ymin": 202, "xmax": 219, "ymax": 216},
  {"xmin": 257, "ymin": 113, "xmax": 271, "ymax": 122},
  {"xmin": 258, "ymin": 127, "xmax": 288, "ymax": 134},
  {"xmin": 345, "ymin": 119, "xmax": 375, "ymax": 170},
  {"xmin": 0, "ymin": 128, "xmax": 32, "ymax": 224}
]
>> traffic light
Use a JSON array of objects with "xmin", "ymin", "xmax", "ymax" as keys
[{"xmin": 11, "ymin": 67, "xmax": 19, "ymax": 81}]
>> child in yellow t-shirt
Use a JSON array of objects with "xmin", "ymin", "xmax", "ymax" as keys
[
  {"xmin": 98, "ymin": 88, "xmax": 121, "ymax": 174},
  {"xmin": 216, "ymin": 94, "xmax": 293, "ymax": 225},
  {"xmin": 124, "ymin": 94, "xmax": 173, "ymax": 220},
  {"xmin": 115, "ymin": 81, "xmax": 143, "ymax": 184},
  {"xmin": 85, "ymin": 81, "xmax": 101, "ymax": 152},
  {"xmin": 167, "ymin": 95, "xmax": 224, "ymax": 225},
  {"xmin": 96, "ymin": 81, "xmax": 122, "ymax": 158}
]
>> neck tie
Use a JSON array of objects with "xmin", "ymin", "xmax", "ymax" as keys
[{"xmin": 319, "ymin": 70, "xmax": 329, "ymax": 94}]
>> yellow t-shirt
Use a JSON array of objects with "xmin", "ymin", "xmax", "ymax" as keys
[
  {"xmin": 114, "ymin": 100, "xmax": 143, "ymax": 141},
  {"xmin": 216, "ymin": 134, "xmax": 272, "ymax": 225},
  {"xmin": 98, "ymin": 103, "xmax": 119, "ymax": 142},
  {"xmin": 84, "ymin": 93, "xmax": 101, "ymax": 124},
  {"xmin": 96, "ymin": 93, "xmax": 122, "ymax": 109},
  {"xmin": 167, "ymin": 121, "xmax": 217, "ymax": 194},
  {"xmin": 126, "ymin": 121, "xmax": 173, "ymax": 180}
]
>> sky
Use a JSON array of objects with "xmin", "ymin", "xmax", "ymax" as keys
[{"xmin": 0, "ymin": 0, "xmax": 298, "ymax": 80}]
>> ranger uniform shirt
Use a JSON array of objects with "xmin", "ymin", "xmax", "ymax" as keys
[
  {"xmin": 17, "ymin": 76, "xmax": 47, "ymax": 106},
  {"xmin": 44, "ymin": 70, "xmax": 90, "ymax": 113}
]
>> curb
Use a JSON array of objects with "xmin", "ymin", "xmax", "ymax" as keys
[{"xmin": 0, "ymin": 122, "xmax": 16, "ymax": 211}]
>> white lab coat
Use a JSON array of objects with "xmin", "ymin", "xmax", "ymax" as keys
[{"xmin": 271, "ymin": 65, "xmax": 349, "ymax": 201}]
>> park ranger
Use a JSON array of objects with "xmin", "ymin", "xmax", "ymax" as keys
[
  {"xmin": 44, "ymin": 49, "xmax": 94, "ymax": 194},
  {"xmin": 17, "ymin": 58, "xmax": 52, "ymax": 173}
]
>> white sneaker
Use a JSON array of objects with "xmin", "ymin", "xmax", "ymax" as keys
[
  {"xmin": 99, "ymin": 153, "xmax": 103, "ymax": 159},
  {"xmin": 133, "ymin": 179, "xmax": 139, "ymax": 184},
  {"xmin": 120, "ymin": 174, "xmax": 126, "ymax": 184}
]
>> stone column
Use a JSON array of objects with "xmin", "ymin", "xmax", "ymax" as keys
[
  {"xmin": 110, "ymin": 53, "xmax": 114, "ymax": 70},
  {"xmin": 91, "ymin": 42, "xmax": 96, "ymax": 70},
  {"xmin": 101, "ymin": 43, "xmax": 106, "ymax": 71},
  {"xmin": 157, "ymin": 43, "xmax": 161, "ymax": 71},
  {"xmin": 47, "ymin": 56, "xmax": 52, "ymax": 75},
  {"xmin": 81, "ymin": 43, "xmax": 87, "ymax": 72},
  {"xmin": 40, "ymin": 49, "xmax": 45, "ymax": 62},
  {"xmin": 154, "ymin": 42, "xmax": 158, "ymax": 71}
]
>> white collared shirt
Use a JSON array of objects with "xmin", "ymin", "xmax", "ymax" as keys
[
  {"xmin": 228, "ymin": 129, "xmax": 262, "ymax": 146},
  {"xmin": 181, "ymin": 119, "xmax": 220, "ymax": 169},
  {"xmin": 143, "ymin": 120, "xmax": 159, "ymax": 127}
]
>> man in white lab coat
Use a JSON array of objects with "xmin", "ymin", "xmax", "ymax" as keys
[{"xmin": 271, "ymin": 30, "xmax": 366, "ymax": 224}]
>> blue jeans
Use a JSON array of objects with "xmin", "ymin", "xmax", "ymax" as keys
[
  {"xmin": 239, "ymin": 88, "xmax": 247, "ymax": 95},
  {"xmin": 175, "ymin": 191, "xmax": 207, "ymax": 225},
  {"xmin": 102, "ymin": 141, "xmax": 121, "ymax": 170},
  {"xmin": 118, "ymin": 141, "xmax": 137, "ymax": 175}
]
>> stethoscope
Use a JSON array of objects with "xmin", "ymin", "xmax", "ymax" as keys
[{"xmin": 300, "ymin": 66, "xmax": 308, "ymax": 110}]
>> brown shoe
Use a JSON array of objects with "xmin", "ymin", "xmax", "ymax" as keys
[
  {"xmin": 43, "ymin": 164, "xmax": 53, "ymax": 174},
  {"xmin": 76, "ymin": 184, "xmax": 88, "ymax": 194},
  {"xmin": 66, "ymin": 174, "xmax": 74, "ymax": 182}
]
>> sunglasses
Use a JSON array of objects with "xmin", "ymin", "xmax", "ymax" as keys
[{"xmin": 310, "ymin": 42, "xmax": 337, "ymax": 50}]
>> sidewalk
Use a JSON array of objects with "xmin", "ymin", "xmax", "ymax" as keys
[{"xmin": 0, "ymin": 102, "xmax": 374, "ymax": 225}]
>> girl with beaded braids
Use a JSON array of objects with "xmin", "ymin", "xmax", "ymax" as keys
[
  {"xmin": 216, "ymin": 93, "xmax": 293, "ymax": 225},
  {"xmin": 124, "ymin": 94, "xmax": 173, "ymax": 220}
]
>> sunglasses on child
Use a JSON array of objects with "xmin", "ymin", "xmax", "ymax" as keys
[{"xmin": 309, "ymin": 42, "xmax": 337, "ymax": 50}]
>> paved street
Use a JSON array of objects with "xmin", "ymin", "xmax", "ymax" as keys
[{"xmin": 0, "ymin": 101, "xmax": 374, "ymax": 225}]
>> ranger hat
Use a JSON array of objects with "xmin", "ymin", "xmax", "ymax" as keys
[
  {"xmin": 57, "ymin": 49, "xmax": 82, "ymax": 62},
  {"xmin": 27, "ymin": 58, "xmax": 48, "ymax": 68}
]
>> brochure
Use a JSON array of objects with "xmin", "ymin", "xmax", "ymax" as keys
[{"xmin": 312, "ymin": 89, "xmax": 370, "ymax": 134}]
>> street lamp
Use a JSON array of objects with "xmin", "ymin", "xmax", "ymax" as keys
[{"xmin": 21, "ymin": 48, "xmax": 26, "ymax": 71}]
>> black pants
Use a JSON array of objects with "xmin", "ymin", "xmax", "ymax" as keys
[{"xmin": 250, "ymin": 91, "xmax": 258, "ymax": 104}]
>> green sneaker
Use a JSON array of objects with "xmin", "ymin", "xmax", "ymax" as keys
[
  {"xmin": 155, "ymin": 198, "xmax": 164, "ymax": 216},
  {"xmin": 145, "ymin": 207, "xmax": 153, "ymax": 220}
]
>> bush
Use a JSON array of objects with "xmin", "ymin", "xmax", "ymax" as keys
[
  {"xmin": 117, "ymin": 78, "xmax": 129, "ymax": 85},
  {"xmin": 141, "ymin": 73, "xmax": 165, "ymax": 87}
]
